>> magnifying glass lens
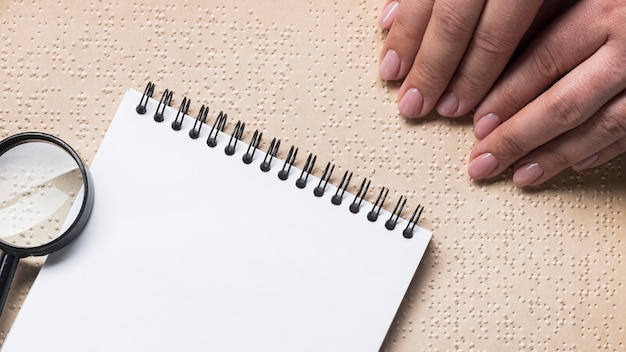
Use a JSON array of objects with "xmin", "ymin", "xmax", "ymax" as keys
[
  {"xmin": 0, "ymin": 141, "xmax": 85, "ymax": 248},
  {"xmin": 0, "ymin": 132, "xmax": 94, "ymax": 320}
]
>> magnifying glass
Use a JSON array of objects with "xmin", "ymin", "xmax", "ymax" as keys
[{"xmin": 0, "ymin": 132, "xmax": 94, "ymax": 319}]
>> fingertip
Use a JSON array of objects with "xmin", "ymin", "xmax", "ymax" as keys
[
  {"xmin": 473, "ymin": 113, "xmax": 502, "ymax": 139},
  {"xmin": 468, "ymin": 152, "xmax": 500, "ymax": 180},
  {"xmin": 398, "ymin": 88, "xmax": 424, "ymax": 118},
  {"xmin": 378, "ymin": 1, "xmax": 399, "ymax": 29},
  {"xmin": 512, "ymin": 162, "xmax": 544, "ymax": 187},
  {"xmin": 436, "ymin": 91, "xmax": 459, "ymax": 117},
  {"xmin": 572, "ymin": 154, "xmax": 599, "ymax": 171},
  {"xmin": 379, "ymin": 49, "xmax": 401, "ymax": 81}
]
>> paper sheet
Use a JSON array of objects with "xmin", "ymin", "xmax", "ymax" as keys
[{"xmin": 3, "ymin": 89, "xmax": 431, "ymax": 351}]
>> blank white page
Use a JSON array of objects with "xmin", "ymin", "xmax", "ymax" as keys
[{"xmin": 4, "ymin": 89, "xmax": 431, "ymax": 351}]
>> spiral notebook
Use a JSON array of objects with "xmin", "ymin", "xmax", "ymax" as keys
[{"xmin": 4, "ymin": 85, "xmax": 432, "ymax": 351}]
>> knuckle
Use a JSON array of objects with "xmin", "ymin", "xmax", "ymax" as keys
[
  {"xmin": 453, "ymin": 58, "xmax": 499, "ymax": 95},
  {"xmin": 530, "ymin": 45, "xmax": 564, "ymax": 82},
  {"xmin": 412, "ymin": 59, "xmax": 449, "ymax": 94},
  {"xmin": 496, "ymin": 130, "xmax": 528, "ymax": 161},
  {"xmin": 545, "ymin": 144, "xmax": 577, "ymax": 169},
  {"xmin": 495, "ymin": 81, "xmax": 530, "ymax": 116},
  {"xmin": 545, "ymin": 92, "xmax": 584, "ymax": 128},
  {"xmin": 449, "ymin": 69, "xmax": 491, "ymax": 110},
  {"xmin": 601, "ymin": 45, "xmax": 626, "ymax": 82},
  {"xmin": 472, "ymin": 29, "xmax": 515, "ymax": 58},
  {"xmin": 393, "ymin": 17, "xmax": 424, "ymax": 42},
  {"xmin": 434, "ymin": 5, "xmax": 474, "ymax": 41},
  {"xmin": 450, "ymin": 31, "xmax": 517, "ymax": 102},
  {"xmin": 597, "ymin": 113, "xmax": 626, "ymax": 139},
  {"xmin": 392, "ymin": 1, "xmax": 433, "ymax": 42}
]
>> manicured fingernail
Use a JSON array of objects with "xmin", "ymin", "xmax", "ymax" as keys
[
  {"xmin": 572, "ymin": 154, "xmax": 599, "ymax": 171},
  {"xmin": 468, "ymin": 153, "xmax": 499, "ymax": 180},
  {"xmin": 474, "ymin": 113, "xmax": 501, "ymax": 139},
  {"xmin": 378, "ymin": 1, "xmax": 399, "ymax": 28},
  {"xmin": 398, "ymin": 88, "xmax": 423, "ymax": 118},
  {"xmin": 513, "ymin": 162, "xmax": 544, "ymax": 187},
  {"xmin": 379, "ymin": 49, "xmax": 400, "ymax": 81},
  {"xmin": 436, "ymin": 91, "xmax": 459, "ymax": 117}
]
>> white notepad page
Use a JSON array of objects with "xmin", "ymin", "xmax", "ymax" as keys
[{"xmin": 4, "ymin": 89, "xmax": 431, "ymax": 351}]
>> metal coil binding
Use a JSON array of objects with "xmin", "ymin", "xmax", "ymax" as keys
[{"xmin": 136, "ymin": 82, "xmax": 425, "ymax": 237}]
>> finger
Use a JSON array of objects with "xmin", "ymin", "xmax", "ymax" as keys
[
  {"xmin": 437, "ymin": 0, "xmax": 543, "ymax": 117},
  {"xmin": 473, "ymin": 2, "xmax": 605, "ymax": 137},
  {"xmin": 468, "ymin": 45, "xmax": 626, "ymax": 181},
  {"xmin": 573, "ymin": 139, "xmax": 626, "ymax": 172},
  {"xmin": 378, "ymin": 0, "xmax": 434, "ymax": 81},
  {"xmin": 518, "ymin": 0, "xmax": 574, "ymax": 50},
  {"xmin": 398, "ymin": 0, "xmax": 486, "ymax": 118},
  {"xmin": 511, "ymin": 89, "xmax": 626, "ymax": 187},
  {"xmin": 378, "ymin": 1, "xmax": 400, "ymax": 29}
]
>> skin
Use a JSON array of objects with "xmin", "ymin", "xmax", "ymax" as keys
[{"xmin": 378, "ymin": 0, "xmax": 626, "ymax": 187}]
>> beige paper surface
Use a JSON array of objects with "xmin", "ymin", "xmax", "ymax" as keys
[{"xmin": 1, "ymin": 1, "xmax": 624, "ymax": 350}]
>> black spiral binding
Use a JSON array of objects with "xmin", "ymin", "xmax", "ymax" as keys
[
  {"xmin": 385, "ymin": 196, "xmax": 407, "ymax": 231},
  {"xmin": 278, "ymin": 146, "xmax": 298, "ymax": 181},
  {"xmin": 136, "ymin": 82, "xmax": 155, "ymax": 114},
  {"xmin": 170, "ymin": 96, "xmax": 190, "ymax": 130},
  {"xmin": 367, "ymin": 187, "xmax": 389, "ymax": 222},
  {"xmin": 402, "ymin": 204, "xmax": 424, "ymax": 239},
  {"xmin": 296, "ymin": 153, "xmax": 316, "ymax": 189},
  {"xmin": 189, "ymin": 105, "xmax": 208, "ymax": 139},
  {"xmin": 260, "ymin": 138, "xmax": 280, "ymax": 172},
  {"xmin": 331, "ymin": 171, "xmax": 353, "ymax": 206},
  {"xmin": 225, "ymin": 121, "xmax": 245, "ymax": 156},
  {"xmin": 314, "ymin": 162, "xmax": 334, "ymax": 197},
  {"xmin": 154, "ymin": 89, "xmax": 173, "ymax": 122},
  {"xmin": 349, "ymin": 178, "xmax": 371, "ymax": 214},
  {"xmin": 207, "ymin": 111, "xmax": 227, "ymax": 147},
  {"xmin": 136, "ymin": 82, "xmax": 425, "ymax": 238},
  {"xmin": 243, "ymin": 130, "xmax": 263, "ymax": 165}
]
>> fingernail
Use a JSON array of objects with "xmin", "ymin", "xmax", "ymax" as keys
[
  {"xmin": 468, "ymin": 153, "xmax": 499, "ymax": 180},
  {"xmin": 513, "ymin": 162, "xmax": 544, "ymax": 187},
  {"xmin": 398, "ymin": 88, "xmax": 423, "ymax": 118},
  {"xmin": 378, "ymin": 1, "xmax": 399, "ymax": 29},
  {"xmin": 572, "ymin": 154, "xmax": 599, "ymax": 171},
  {"xmin": 474, "ymin": 113, "xmax": 502, "ymax": 139},
  {"xmin": 436, "ymin": 91, "xmax": 459, "ymax": 117},
  {"xmin": 379, "ymin": 49, "xmax": 400, "ymax": 81}
]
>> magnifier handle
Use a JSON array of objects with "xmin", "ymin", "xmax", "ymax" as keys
[{"xmin": 0, "ymin": 251, "xmax": 20, "ymax": 320}]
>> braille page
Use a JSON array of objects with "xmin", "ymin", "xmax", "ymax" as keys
[
  {"xmin": 3, "ymin": 89, "xmax": 431, "ymax": 352},
  {"xmin": 2, "ymin": 1, "xmax": 624, "ymax": 350}
]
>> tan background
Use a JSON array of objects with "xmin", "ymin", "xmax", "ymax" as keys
[{"xmin": 1, "ymin": 0, "xmax": 624, "ymax": 350}]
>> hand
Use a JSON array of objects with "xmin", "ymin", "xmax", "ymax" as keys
[
  {"xmin": 469, "ymin": 1, "xmax": 626, "ymax": 187},
  {"xmin": 378, "ymin": 0, "xmax": 551, "ymax": 118},
  {"xmin": 378, "ymin": 0, "xmax": 575, "ymax": 119}
]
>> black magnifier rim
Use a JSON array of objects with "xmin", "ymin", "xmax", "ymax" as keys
[{"xmin": 0, "ymin": 132, "xmax": 94, "ymax": 257}]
